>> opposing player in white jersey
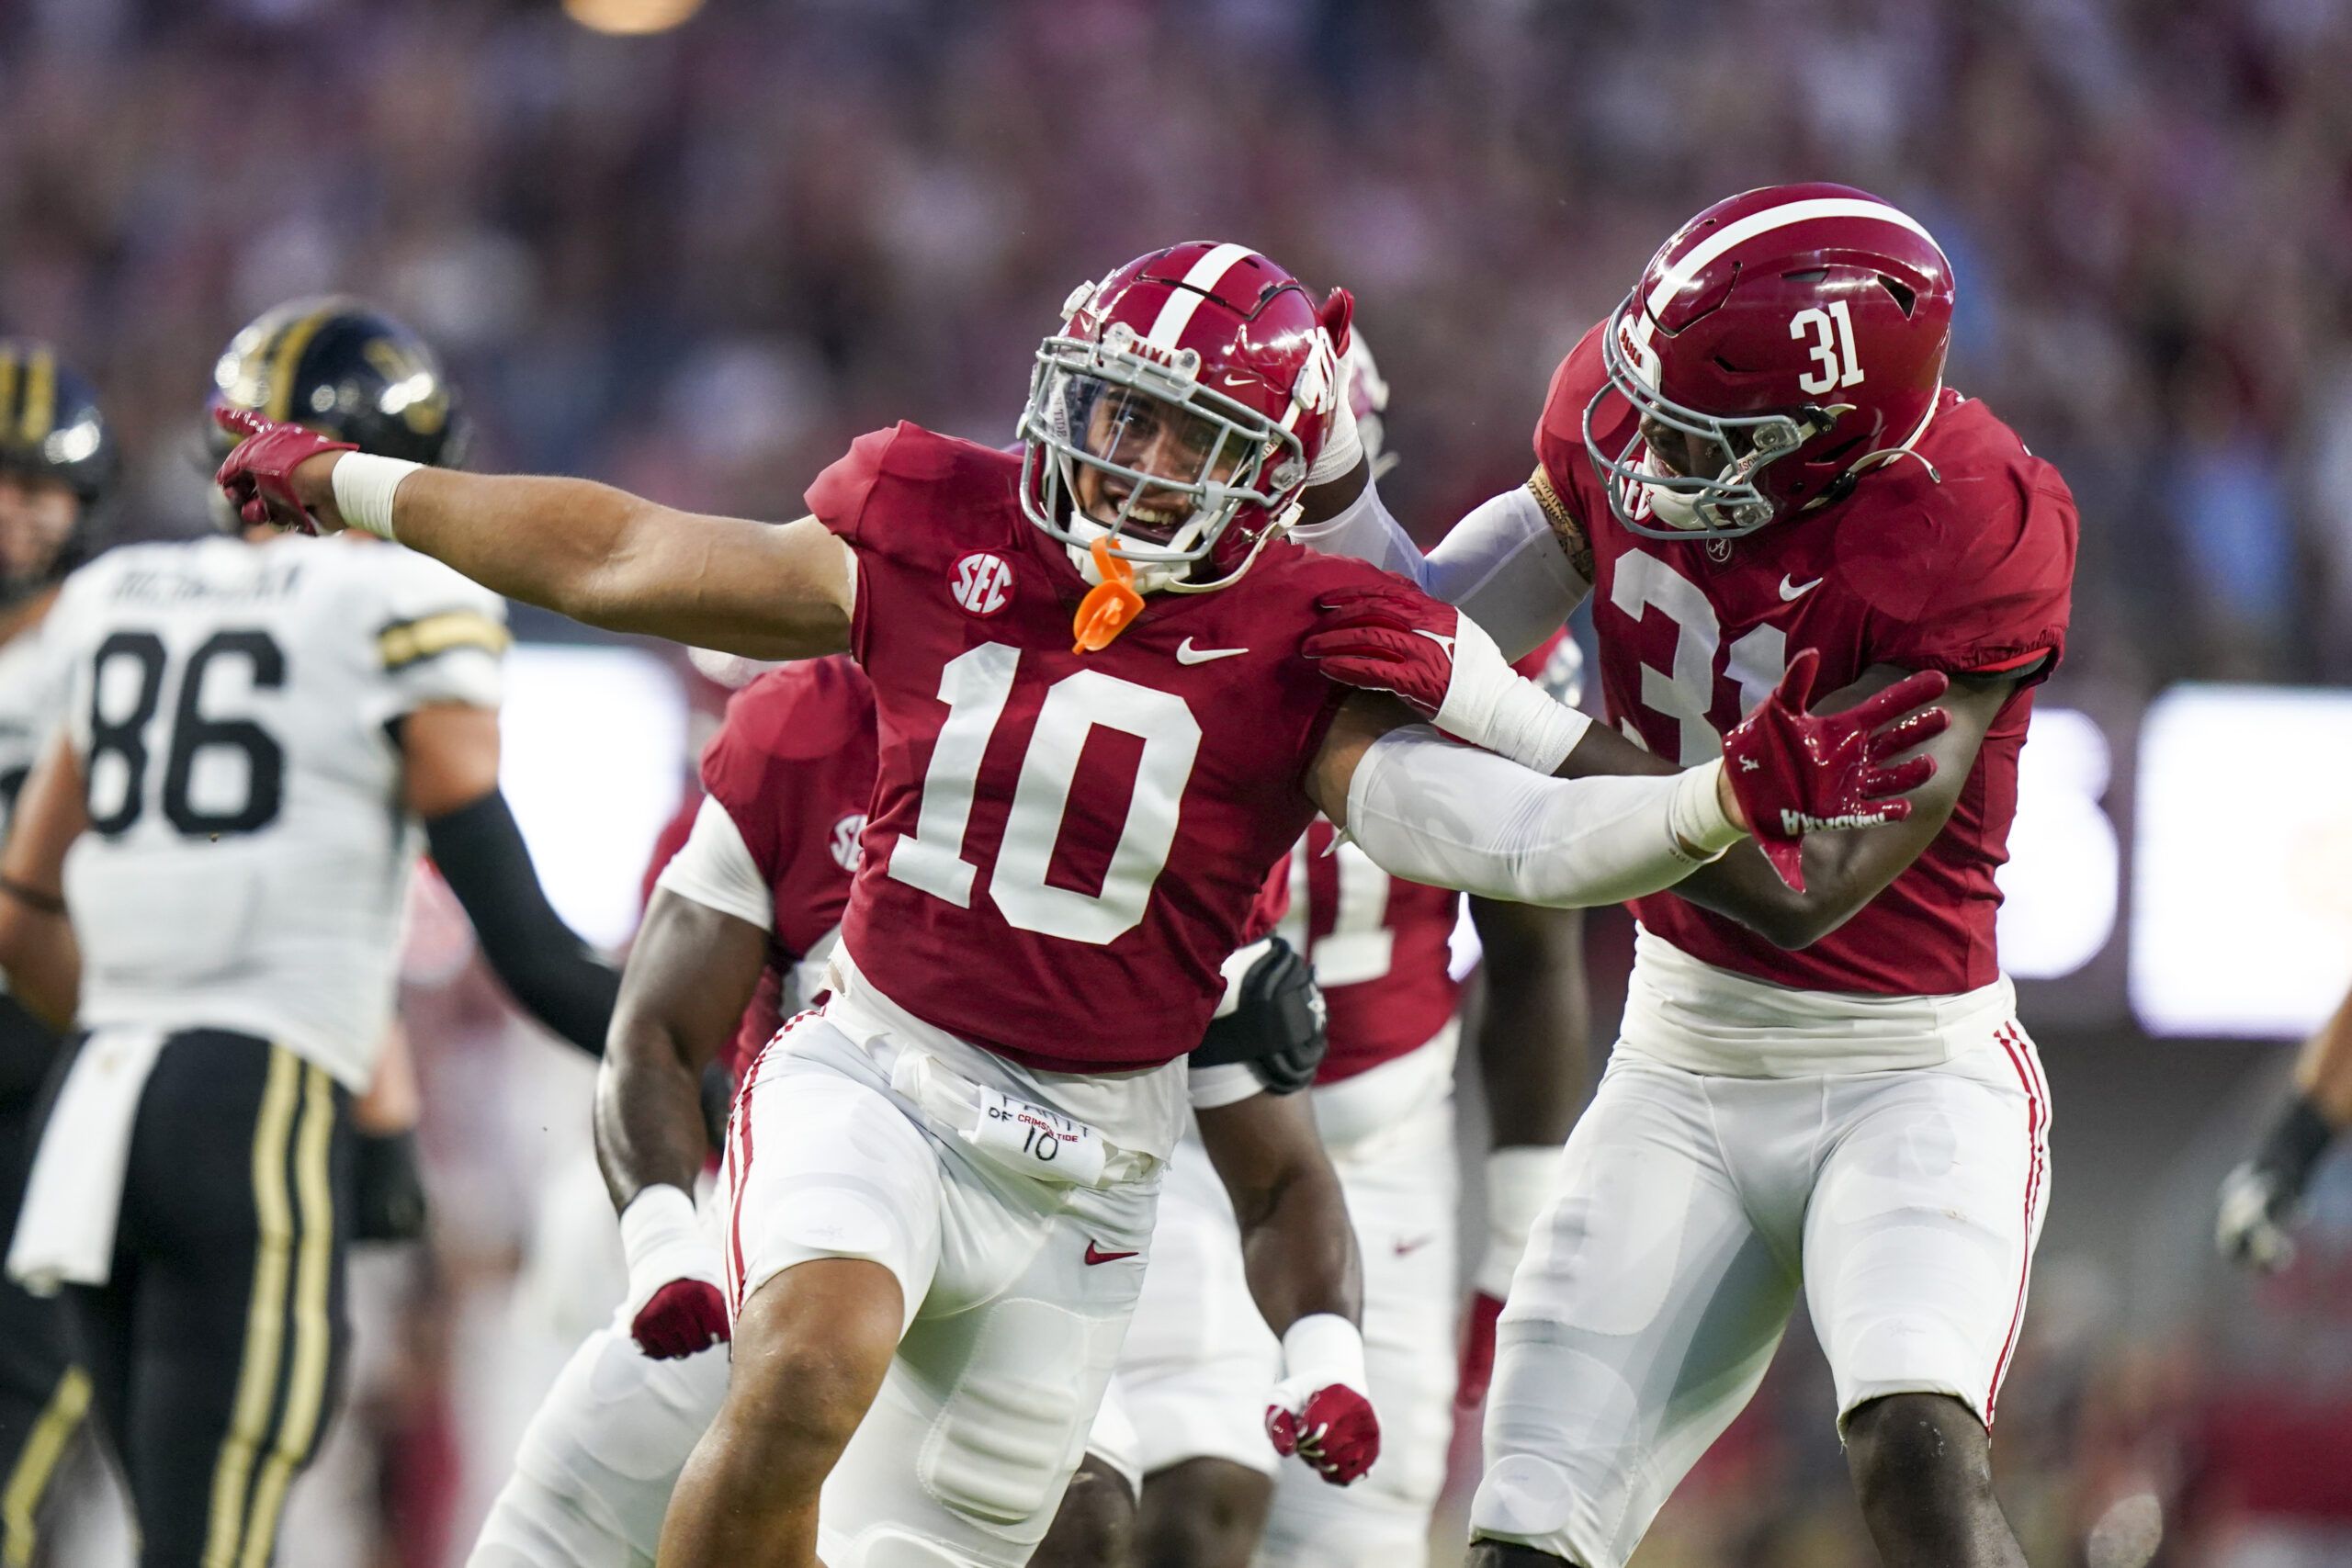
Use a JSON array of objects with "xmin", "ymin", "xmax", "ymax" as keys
[
  {"xmin": 1113, "ymin": 344, "xmax": 1597, "ymax": 1568},
  {"xmin": 212, "ymin": 240, "xmax": 1950, "ymax": 1568},
  {"xmin": 0, "ymin": 301, "xmax": 620, "ymax": 1568},
  {"xmin": 1295, "ymin": 186, "xmax": 2075, "ymax": 1568},
  {"xmin": 0, "ymin": 342, "xmax": 115, "ymax": 1568}
]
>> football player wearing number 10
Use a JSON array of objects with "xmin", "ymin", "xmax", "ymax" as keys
[
  {"xmin": 1295, "ymin": 186, "xmax": 2078, "ymax": 1568},
  {"xmin": 0, "ymin": 301, "xmax": 621, "ymax": 1568},
  {"xmin": 214, "ymin": 242, "xmax": 1950, "ymax": 1568}
]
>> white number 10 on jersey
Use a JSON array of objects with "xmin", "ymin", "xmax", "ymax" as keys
[{"xmin": 888, "ymin": 643, "xmax": 1202, "ymax": 945}]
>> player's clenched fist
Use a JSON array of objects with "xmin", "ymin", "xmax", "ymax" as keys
[
  {"xmin": 212, "ymin": 406, "xmax": 356, "ymax": 535},
  {"xmin": 1263, "ymin": 1314, "xmax": 1381, "ymax": 1485},
  {"xmin": 617, "ymin": 1184, "xmax": 732, "ymax": 1360},
  {"xmin": 1721, "ymin": 649, "xmax": 1950, "ymax": 891}
]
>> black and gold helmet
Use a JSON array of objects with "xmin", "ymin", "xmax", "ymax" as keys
[
  {"xmin": 0, "ymin": 340, "xmax": 118, "ymax": 507},
  {"xmin": 207, "ymin": 298, "xmax": 468, "ymax": 470},
  {"xmin": 0, "ymin": 341, "xmax": 116, "ymax": 602}
]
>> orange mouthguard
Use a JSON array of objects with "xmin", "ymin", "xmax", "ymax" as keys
[{"xmin": 1071, "ymin": 537, "xmax": 1144, "ymax": 653}]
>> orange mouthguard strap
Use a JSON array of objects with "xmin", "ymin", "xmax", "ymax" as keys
[{"xmin": 1071, "ymin": 537, "xmax": 1145, "ymax": 653}]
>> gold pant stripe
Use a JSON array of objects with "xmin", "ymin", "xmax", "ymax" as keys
[
  {"xmin": 0, "ymin": 1367, "xmax": 89, "ymax": 1568},
  {"xmin": 200, "ymin": 1045, "xmax": 300, "ymax": 1568},
  {"xmin": 234, "ymin": 1063, "xmax": 336, "ymax": 1568}
]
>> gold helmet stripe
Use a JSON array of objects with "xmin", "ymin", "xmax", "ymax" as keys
[
  {"xmin": 0, "ymin": 349, "xmax": 18, "ymax": 443},
  {"xmin": 19, "ymin": 347, "xmax": 55, "ymax": 446},
  {"xmin": 263, "ymin": 309, "xmax": 336, "ymax": 423}
]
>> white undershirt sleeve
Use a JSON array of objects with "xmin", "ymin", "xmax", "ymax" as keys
[
  {"xmin": 1290, "ymin": 481, "xmax": 1592, "ymax": 663},
  {"xmin": 1342, "ymin": 726, "xmax": 1742, "ymax": 908},
  {"xmin": 651, "ymin": 795, "xmax": 775, "ymax": 932}
]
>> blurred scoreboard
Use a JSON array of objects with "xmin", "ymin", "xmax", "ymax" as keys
[
  {"xmin": 481, "ymin": 648, "xmax": 2337, "ymax": 1042},
  {"xmin": 498, "ymin": 642, "xmax": 689, "ymax": 951}
]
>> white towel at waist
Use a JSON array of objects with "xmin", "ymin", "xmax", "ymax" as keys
[{"xmin": 6, "ymin": 1026, "xmax": 167, "ymax": 1294}]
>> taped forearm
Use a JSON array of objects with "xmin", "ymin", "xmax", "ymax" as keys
[
  {"xmin": 1344, "ymin": 726, "xmax": 1742, "ymax": 908},
  {"xmin": 427, "ymin": 789, "xmax": 619, "ymax": 1055}
]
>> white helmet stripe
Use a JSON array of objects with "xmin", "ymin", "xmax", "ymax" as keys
[
  {"xmin": 1632, "ymin": 197, "xmax": 1947, "ymax": 350},
  {"xmin": 1143, "ymin": 243, "xmax": 1258, "ymax": 354}
]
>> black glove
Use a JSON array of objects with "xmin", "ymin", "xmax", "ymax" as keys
[
  {"xmin": 1191, "ymin": 937, "xmax": 1328, "ymax": 1096},
  {"xmin": 2218, "ymin": 1094, "xmax": 2335, "ymax": 1272},
  {"xmin": 352, "ymin": 1128, "xmax": 429, "ymax": 1244}
]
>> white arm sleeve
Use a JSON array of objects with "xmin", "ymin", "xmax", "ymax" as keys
[
  {"xmin": 1289, "ymin": 482, "xmax": 1592, "ymax": 662},
  {"xmin": 651, "ymin": 795, "xmax": 775, "ymax": 931},
  {"xmin": 1342, "ymin": 726, "xmax": 1743, "ymax": 908}
]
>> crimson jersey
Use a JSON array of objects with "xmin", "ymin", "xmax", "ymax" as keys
[
  {"xmin": 696, "ymin": 658, "xmax": 876, "ymax": 1076},
  {"xmin": 1537, "ymin": 325, "xmax": 2076, "ymax": 995},
  {"xmin": 1284, "ymin": 631, "xmax": 1569, "ymax": 1080},
  {"xmin": 810, "ymin": 423, "xmax": 1394, "ymax": 1073}
]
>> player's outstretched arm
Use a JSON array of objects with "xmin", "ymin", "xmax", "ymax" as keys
[
  {"xmin": 213, "ymin": 410, "xmax": 852, "ymax": 660},
  {"xmin": 1650, "ymin": 666, "xmax": 2015, "ymax": 945},
  {"xmin": 403, "ymin": 705, "xmax": 621, "ymax": 1055},
  {"xmin": 2219, "ymin": 991, "xmax": 2352, "ymax": 1271},
  {"xmin": 1196, "ymin": 1089, "xmax": 1380, "ymax": 1487},
  {"xmin": 0, "ymin": 735, "xmax": 85, "ymax": 1032},
  {"xmin": 1305, "ymin": 653, "xmax": 1945, "ymax": 909},
  {"xmin": 1454, "ymin": 897, "xmax": 1589, "ymax": 1410}
]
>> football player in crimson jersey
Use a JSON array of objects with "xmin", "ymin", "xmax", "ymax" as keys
[
  {"xmin": 1113, "ymin": 346, "xmax": 1595, "ymax": 1568},
  {"xmin": 1295, "ymin": 185, "xmax": 2076, "ymax": 1568},
  {"xmin": 471, "ymin": 654, "xmax": 1339, "ymax": 1568},
  {"xmin": 215, "ymin": 240, "xmax": 1949, "ymax": 1568}
]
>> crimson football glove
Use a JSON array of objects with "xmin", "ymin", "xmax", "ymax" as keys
[
  {"xmin": 618, "ymin": 1185, "xmax": 731, "ymax": 1360},
  {"xmin": 1266, "ymin": 1382, "xmax": 1382, "ymax": 1487},
  {"xmin": 212, "ymin": 405, "xmax": 356, "ymax": 535},
  {"xmin": 1720, "ymin": 649, "xmax": 1950, "ymax": 892},
  {"xmin": 1265, "ymin": 1314, "xmax": 1381, "ymax": 1486},
  {"xmin": 1303, "ymin": 583, "xmax": 1587, "ymax": 774},
  {"xmin": 1455, "ymin": 1290, "xmax": 1505, "ymax": 1411}
]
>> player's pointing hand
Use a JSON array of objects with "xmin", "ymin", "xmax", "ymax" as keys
[
  {"xmin": 213, "ymin": 406, "xmax": 356, "ymax": 536},
  {"xmin": 1720, "ymin": 649, "xmax": 1951, "ymax": 891}
]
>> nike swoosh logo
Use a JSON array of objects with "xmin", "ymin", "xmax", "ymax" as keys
[
  {"xmin": 1175, "ymin": 637, "xmax": 1249, "ymax": 664},
  {"xmin": 1084, "ymin": 1242, "xmax": 1141, "ymax": 1266},
  {"xmin": 1779, "ymin": 575, "xmax": 1824, "ymax": 602},
  {"xmin": 1392, "ymin": 1235, "xmax": 1436, "ymax": 1258}
]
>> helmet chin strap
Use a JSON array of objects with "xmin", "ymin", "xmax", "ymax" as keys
[{"xmin": 1066, "ymin": 516, "xmax": 1188, "ymax": 594}]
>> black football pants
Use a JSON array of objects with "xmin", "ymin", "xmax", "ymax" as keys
[
  {"xmin": 62, "ymin": 1030, "xmax": 355, "ymax": 1568},
  {"xmin": 0, "ymin": 997, "xmax": 86, "ymax": 1568}
]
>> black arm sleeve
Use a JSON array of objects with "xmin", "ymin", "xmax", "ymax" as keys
[{"xmin": 424, "ymin": 788, "xmax": 619, "ymax": 1057}]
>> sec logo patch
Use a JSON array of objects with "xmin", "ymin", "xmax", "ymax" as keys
[
  {"xmin": 950, "ymin": 552, "xmax": 1014, "ymax": 616},
  {"xmin": 830, "ymin": 813, "xmax": 867, "ymax": 872}
]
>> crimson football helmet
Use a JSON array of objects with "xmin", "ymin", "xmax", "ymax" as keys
[
  {"xmin": 1588, "ymin": 183, "xmax": 1955, "ymax": 541},
  {"xmin": 1021, "ymin": 242, "xmax": 1350, "ymax": 592}
]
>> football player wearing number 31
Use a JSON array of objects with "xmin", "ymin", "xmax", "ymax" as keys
[
  {"xmin": 215, "ymin": 242, "xmax": 1949, "ymax": 1568},
  {"xmin": 1295, "ymin": 185, "xmax": 2077, "ymax": 1568}
]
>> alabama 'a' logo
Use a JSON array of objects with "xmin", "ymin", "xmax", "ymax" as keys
[
  {"xmin": 951, "ymin": 552, "xmax": 1014, "ymax": 617},
  {"xmin": 830, "ymin": 813, "xmax": 867, "ymax": 872}
]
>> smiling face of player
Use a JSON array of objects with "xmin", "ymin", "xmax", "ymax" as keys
[
  {"xmin": 1069, "ymin": 382, "xmax": 1250, "ymax": 545},
  {"xmin": 0, "ymin": 470, "xmax": 77, "ymax": 588}
]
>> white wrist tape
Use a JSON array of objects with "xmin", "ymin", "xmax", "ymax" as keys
[
  {"xmin": 617, "ymin": 1183, "xmax": 720, "ymax": 1305},
  {"xmin": 1306, "ymin": 389, "xmax": 1363, "ymax": 487},
  {"xmin": 1280, "ymin": 1313, "xmax": 1369, "ymax": 1393},
  {"xmin": 1433, "ymin": 613, "xmax": 1592, "ymax": 775},
  {"xmin": 1666, "ymin": 759, "xmax": 1745, "ymax": 860},
  {"xmin": 1476, "ymin": 1146, "xmax": 1559, "ymax": 1296},
  {"xmin": 330, "ymin": 453, "xmax": 422, "ymax": 542}
]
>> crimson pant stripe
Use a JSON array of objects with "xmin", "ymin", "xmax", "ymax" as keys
[{"xmin": 1986, "ymin": 1024, "xmax": 2046, "ymax": 1418}]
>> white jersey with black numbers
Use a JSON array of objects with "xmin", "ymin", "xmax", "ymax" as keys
[{"xmin": 46, "ymin": 535, "xmax": 506, "ymax": 1089}]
